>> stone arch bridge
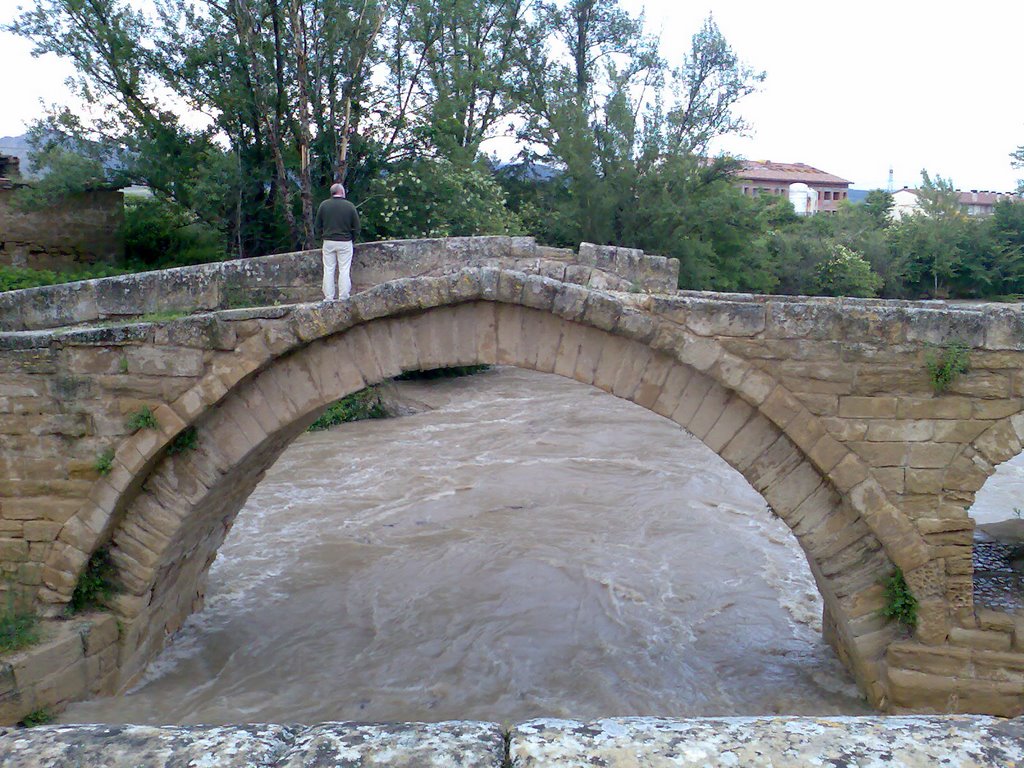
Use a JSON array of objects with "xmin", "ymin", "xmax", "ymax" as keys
[{"xmin": 0, "ymin": 236, "xmax": 1022, "ymax": 720}]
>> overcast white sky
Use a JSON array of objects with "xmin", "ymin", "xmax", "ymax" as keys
[{"xmin": 2, "ymin": 0, "xmax": 1023, "ymax": 192}]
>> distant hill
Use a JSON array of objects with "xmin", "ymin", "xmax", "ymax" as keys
[{"xmin": 847, "ymin": 189, "xmax": 871, "ymax": 204}]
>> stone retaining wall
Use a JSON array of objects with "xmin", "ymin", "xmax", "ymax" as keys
[
  {"xmin": 0, "ymin": 614, "xmax": 118, "ymax": 726},
  {"xmin": 0, "ymin": 237, "xmax": 679, "ymax": 331},
  {"xmin": 1, "ymin": 716, "xmax": 1021, "ymax": 767}
]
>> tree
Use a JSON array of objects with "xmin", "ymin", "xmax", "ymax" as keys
[
  {"xmin": 861, "ymin": 189, "xmax": 894, "ymax": 229},
  {"xmin": 1012, "ymin": 145, "xmax": 1024, "ymax": 194},
  {"xmin": 516, "ymin": 6, "xmax": 763, "ymax": 251},
  {"xmin": 812, "ymin": 243, "xmax": 882, "ymax": 298},
  {"xmin": 361, "ymin": 158, "xmax": 524, "ymax": 239}
]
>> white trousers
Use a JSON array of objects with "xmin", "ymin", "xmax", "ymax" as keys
[{"xmin": 322, "ymin": 240, "xmax": 353, "ymax": 300}]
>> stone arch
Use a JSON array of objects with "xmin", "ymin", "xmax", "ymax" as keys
[
  {"xmin": 929, "ymin": 409, "xmax": 1024, "ymax": 620},
  {"xmin": 37, "ymin": 271, "xmax": 937, "ymax": 709}
]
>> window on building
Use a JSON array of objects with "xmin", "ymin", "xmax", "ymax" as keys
[{"xmin": 824, "ymin": 191, "xmax": 832, "ymax": 200}]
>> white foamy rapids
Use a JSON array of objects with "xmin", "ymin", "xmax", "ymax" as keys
[{"xmin": 63, "ymin": 367, "xmax": 884, "ymax": 725}]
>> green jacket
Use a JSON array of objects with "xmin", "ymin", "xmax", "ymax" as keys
[{"xmin": 314, "ymin": 197, "xmax": 360, "ymax": 243}]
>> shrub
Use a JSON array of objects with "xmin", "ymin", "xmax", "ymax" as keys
[
  {"xmin": 925, "ymin": 341, "xmax": 970, "ymax": 394},
  {"xmin": 167, "ymin": 426, "xmax": 198, "ymax": 455},
  {"xmin": 68, "ymin": 548, "xmax": 117, "ymax": 614},
  {"xmin": 126, "ymin": 406, "xmax": 159, "ymax": 432},
  {"xmin": 812, "ymin": 243, "xmax": 883, "ymax": 298},
  {"xmin": 308, "ymin": 388, "xmax": 389, "ymax": 431},
  {"xmin": 18, "ymin": 708, "xmax": 53, "ymax": 727},
  {"xmin": 123, "ymin": 196, "xmax": 226, "ymax": 268},
  {"xmin": 0, "ymin": 264, "xmax": 129, "ymax": 293},
  {"xmin": 94, "ymin": 448, "xmax": 115, "ymax": 476},
  {"xmin": 881, "ymin": 567, "xmax": 918, "ymax": 628}
]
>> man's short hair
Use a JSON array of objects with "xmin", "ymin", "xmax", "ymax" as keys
[{"xmin": 330, "ymin": 183, "xmax": 346, "ymax": 197}]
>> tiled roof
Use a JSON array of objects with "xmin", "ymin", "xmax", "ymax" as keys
[
  {"xmin": 957, "ymin": 190, "xmax": 1021, "ymax": 206},
  {"xmin": 736, "ymin": 161, "xmax": 851, "ymax": 186}
]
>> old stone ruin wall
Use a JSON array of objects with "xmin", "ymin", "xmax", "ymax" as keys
[
  {"xmin": 0, "ymin": 236, "xmax": 678, "ymax": 332},
  {"xmin": 0, "ymin": 188, "xmax": 124, "ymax": 272}
]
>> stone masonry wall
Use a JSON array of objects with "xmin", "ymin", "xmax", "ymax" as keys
[
  {"xmin": 0, "ymin": 237, "xmax": 678, "ymax": 332},
  {"xmin": 0, "ymin": 613, "xmax": 118, "ymax": 726},
  {"xmin": 0, "ymin": 189, "xmax": 124, "ymax": 271}
]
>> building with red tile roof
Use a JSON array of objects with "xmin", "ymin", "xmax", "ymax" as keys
[{"xmin": 734, "ymin": 160, "xmax": 852, "ymax": 213}]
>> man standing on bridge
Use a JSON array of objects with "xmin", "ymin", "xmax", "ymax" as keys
[{"xmin": 314, "ymin": 183, "xmax": 361, "ymax": 301}]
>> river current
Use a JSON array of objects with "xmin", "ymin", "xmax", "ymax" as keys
[{"xmin": 61, "ymin": 367, "xmax": 1019, "ymax": 725}]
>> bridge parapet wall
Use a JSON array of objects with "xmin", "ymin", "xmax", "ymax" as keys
[{"xmin": 0, "ymin": 237, "xmax": 678, "ymax": 332}]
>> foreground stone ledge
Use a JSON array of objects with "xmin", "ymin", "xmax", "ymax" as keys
[
  {"xmin": 509, "ymin": 716, "xmax": 1024, "ymax": 767},
  {"xmin": 0, "ymin": 721, "xmax": 505, "ymax": 768},
  {"xmin": 1, "ymin": 718, "xmax": 1021, "ymax": 767}
]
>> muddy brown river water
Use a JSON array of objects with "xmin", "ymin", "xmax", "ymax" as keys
[{"xmin": 60, "ymin": 367, "xmax": 1022, "ymax": 725}]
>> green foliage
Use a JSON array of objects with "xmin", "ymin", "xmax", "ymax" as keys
[
  {"xmin": 812, "ymin": 244, "xmax": 882, "ymax": 298},
  {"xmin": 68, "ymin": 548, "xmax": 116, "ymax": 614},
  {"xmin": 308, "ymin": 389, "xmax": 389, "ymax": 432},
  {"xmin": 925, "ymin": 341, "xmax": 970, "ymax": 394},
  {"xmin": 167, "ymin": 426, "xmax": 198, "ymax": 455},
  {"xmin": 9, "ymin": 144, "xmax": 115, "ymax": 212},
  {"xmin": 395, "ymin": 365, "xmax": 490, "ymax": 381},
  {"xmin": 18, "ymin": 707, "xmax": 54, "ymax": 727},
  {"xmin": 0, "ymin": 264, "xmax": 129, "ymax": 293},
  {"xmin": 126, "ymin": 406, "xmax": 159, "ymax": 432},
  {"xmin": 118, "ymin": 357, "xmax": 129, "ymax": 374},
  {"xmin": 0, "ymin": 589, "xmax": 39, "ymax": 654},
  {"xmin": 94, "ymin": 448, "xmax": 115, "ymax": 476},
  {"xmin": 881, "ymin": 568, "xmax": 918, "ymax": 629},
  {"xmin": 363, "ymin": 159, "xmax": 523, "ymax": 240},
  {"xmin": 123, "ymin": 197, "xmax": 227, "ymax": 268}
]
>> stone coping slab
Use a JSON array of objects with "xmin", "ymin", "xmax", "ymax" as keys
[
  {"xmin": 509, "ymin": 716, "xmax": 1024, "ymax": 767},
  {"xmin": 0, "ymin": 721, "xmax": 505, "ymax": 767},
  {"xmin": 1, "ymin": 717, "xmax": 1023, "ymax": 767}
]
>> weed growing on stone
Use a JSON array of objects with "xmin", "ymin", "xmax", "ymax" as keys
[
  {"xmin": 126, "ymin": 406, "xmax": 159, "ymax": 432},
  {"xmin": 0, "ymin": 589, "xmax": 39, "ymax": 654},
  {"xmin": 94, "ymin": 448, "xmax": 115, "ymax": 476},
  {"xmin": 308, "ymin": 388, "xmax": 389, "ymax": 431},
  {"xmin": 881, "ymin": 567, "xmax": 918, "ymax": 628},
  {"xmin": 167, "ymin": 426, "xmax": 199, "ymax": 455},
  {"xmin": 68, "ymin": 548, "xmax": 117, "ymax": 614},
  {"xmin": 118, "ymin": 356, "xmax": 129, "ymax": 374},
  {"xmin": 925, "ymin": 341, "xmax": 970, "ymax": 394},
  {"xmin": 18, "ymin": 707, "xmax": 53, "ymax": 727}
]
